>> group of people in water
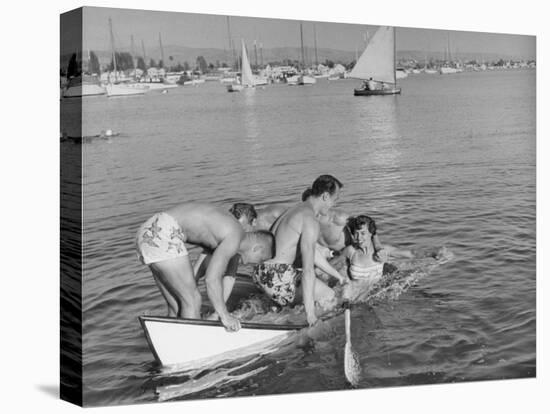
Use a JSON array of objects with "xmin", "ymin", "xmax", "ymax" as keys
[{"xmin": 135, "ymin": 174, "xmax": 412, "ymax": 331}]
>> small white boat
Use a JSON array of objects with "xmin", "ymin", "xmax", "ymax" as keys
[
  {"xmin": 140, "ymin": 316, "xmax": 305, "ymax": 367},
  {"xmin": 227, "ymin": 83, "xmax": 244, "ymax": 92},
  {"xmin": 106, "ymin": 83, "xmax": 149, "ymax": 97},
  {"xmin": 140, "ymin": 82, "xmax": 178, "ymax": 91},
  {"xmin": 183, "ymin": 79, "xmax": 206, "ymax": 86},
  {"xmin": 395, "ymin": 68, "xmax": 408, "ymax": 79},
  {"xmin": 439, "ymin": 66, "xmax": 458, "ymax": 74},
  {"xmin": 286, "ymin": 74, "xmax": 316, "ymax": 85}
]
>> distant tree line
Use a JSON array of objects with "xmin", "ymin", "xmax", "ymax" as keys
[
  {"xmin": 65, "ymin": 51, "xmax": 101, "ymax": 78},
  {"xmin": 64, "ymin": 49, "xmax": 357, "ymax": 79}
]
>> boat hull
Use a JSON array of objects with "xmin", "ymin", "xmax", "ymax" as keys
[
  {"xmin": 139, "ymin": 316, "xmax": 305, "ymax": 367},
  {"xmin": 227, "ymin": 84, "xmax": 245, "ymax": 92},
  {"xmin": 63, "ymin": 84, "xmax": 106, "ymax": 98},
  {"xmin": 439, "ymin": 67, "xmax": 459, "ymax": 74},
  {"xmin": 106, "ymin": 83, "xmax": 149, "ymax": 97},
  {"xmin": 354, "ymin": 87, "xmax": 401, "ymax": 96}
]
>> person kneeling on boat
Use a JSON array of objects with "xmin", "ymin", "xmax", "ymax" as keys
[
  {"xmin": 252, "ymin": 175, "xmax": 344, "ymax": 326},
  {"xmin": 136, "ymin": 202, "xmax": 275, "ymax": 331}
]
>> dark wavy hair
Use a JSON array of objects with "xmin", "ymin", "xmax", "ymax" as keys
[
  {"xmin": 347, "ymin": 215, "xmax": 377, "ymax": 237},
  {"xmin": 229, "ymin": 203, "xmax": 257, "ymax": 224},
  {"xmin": 305, "ymin": 174, "xmax": 343, "ymax": 198}
]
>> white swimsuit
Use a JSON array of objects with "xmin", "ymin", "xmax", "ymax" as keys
[{"xmin": 349, "ymin": 250, "xmax": 384, "ymax": 280}]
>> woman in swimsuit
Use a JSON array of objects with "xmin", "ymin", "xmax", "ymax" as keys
[{"xmin": 340, "ymin": 215, "xmax": 387, "ymax": 281}]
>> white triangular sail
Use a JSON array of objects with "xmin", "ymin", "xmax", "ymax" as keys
[
  {"xmin": 349, "ymin": 26, "xmax": 396, "ymax": 84},
  {"xmin": 240, "ymin": 39, "xmax": 255, "ymax": 87}
]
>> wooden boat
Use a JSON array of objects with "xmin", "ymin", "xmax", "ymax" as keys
[
  {"xmin": 350, "ymin": 26, "xmax": 401, "ymax": 96},
  {"xmin": 139, "ymin": 315, "xmax": 306, "ymax": 367}
]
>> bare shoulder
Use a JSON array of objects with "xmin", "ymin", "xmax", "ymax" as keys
[
  {"xmin": 331, "ymin": 208, "xmax": 350, "ymax": 226},
  {"xmin": 259, "ymin": 203, "xmax": 289, "ymax": 217},
  {"xmin": 342, "ymin": 245, "xmax": 355, "ymax": 258},
  {"xmin": 301, "ymin": 209, "xmax": 320, "ymax": 233}
]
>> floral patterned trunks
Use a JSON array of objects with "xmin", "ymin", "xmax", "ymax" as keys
[
  {"xmin": 252, "ymin": 263, "xmax": 302, "ymax": 306},
  {"xmin": 135, "ymin": 212, "xmax": 188, "ymax": 265}
]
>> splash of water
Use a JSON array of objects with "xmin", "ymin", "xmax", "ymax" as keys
[
  {"xmin": 155, "ymin": 356, "xmax": 268, "ymax": 401},
  {"xmin": 233, "ymin": 246, "xmax": 454, "ymax": 325}
]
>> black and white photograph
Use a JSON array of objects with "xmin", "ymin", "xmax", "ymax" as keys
[
  {"xmin": 0, "ymin": 0, "xmax": 536, "ymax": 412},
  {"xmin": 57, "ymin": 4, "xmax": 539, "ymax": 408}
]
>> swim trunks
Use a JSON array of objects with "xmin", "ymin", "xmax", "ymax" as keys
[
  {"xmin": 252, "ymin": 263, "xmax": 302, "ymax": 306},
  {"xmin": 136, "ymin": 212, "xmax": 188, "ymax": 265}
]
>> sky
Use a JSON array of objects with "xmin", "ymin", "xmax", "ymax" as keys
[{"xmin": 75, "ymin": 6, "xmax": 536, "ymax": 60}]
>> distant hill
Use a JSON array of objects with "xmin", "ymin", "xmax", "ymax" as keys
[{"xmin": 60, "ymin": 45, "xmax": 531, "ymax": 72}]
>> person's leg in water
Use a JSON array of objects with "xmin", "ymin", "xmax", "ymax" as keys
[{"xmin": 149, "ymin": 256, "xmax": 202, "ymax": 319}]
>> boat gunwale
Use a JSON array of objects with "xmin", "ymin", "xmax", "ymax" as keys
[{"xmin": 139, "ymin": 315, "xmax": 308, "ymax": 331}]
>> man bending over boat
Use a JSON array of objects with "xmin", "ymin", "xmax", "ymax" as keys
[
  {"xmin": 252, "ymin": 174, "xmax": 344, "ymax": 326},
  {"xmin": 193, "ymin": 202, "xmax": 259, "ymax": 320},
  {"xmin": 136, "ymin": 202, "xmax": 275, "ymax": 331}
]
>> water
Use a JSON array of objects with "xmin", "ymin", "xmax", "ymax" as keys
[{"xmin": 61, "ymin": 69, "xmax": 536, "ymax": 406}]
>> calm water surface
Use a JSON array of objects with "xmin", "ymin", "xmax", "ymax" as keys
[{"xmin": 62, "ymin": 69, "xmax": 535, "ymax": 406}]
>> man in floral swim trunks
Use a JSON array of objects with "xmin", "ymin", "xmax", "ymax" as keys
[
  {"xmin": 136, "ymin": 202, "xmax": 274, "ymax": 331},
  {"xmin": 252, "ymin": 175, "xmax": 344, "ymax": 326}
]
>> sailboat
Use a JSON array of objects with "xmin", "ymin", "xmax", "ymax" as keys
[
  {"xmin": 439, "ymin": 32, "xmax": 458, "ymax": 75},
  {"xmin": 105, "ymin": 18, "xmax": 149, "ymax": 97},
  {"xmin": 287, "ymin": 23, "xmax": 316, "ymax": 86},
  {"xmin": 350, "ymin": 26, "xmax": 401, "ymax": 96},
  {"xmin": 63, "ymin": 50, "xmax": 106, "ymax": 98},
  {"xmin": 227, "ymin": 39, "xmax": 256, "ymax": 92}
]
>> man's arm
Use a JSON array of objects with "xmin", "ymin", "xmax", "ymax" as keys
[
  {"xmin": 204, "ymin": 233, "xmax": 242, "ymax": 331},
  {"xmin": 314, "ymin": 245, "xmax": 347, "ymax": 284},
  {"xmin": 300, "ymin": 216, "xmax": 320, "ymax": 326}
]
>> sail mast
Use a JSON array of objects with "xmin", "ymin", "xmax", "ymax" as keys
[
  {"xmin": 260, "ymin": 42, "xmax": 263, "ymax": 67},
  {"xmin": 313, "ymin": 24, "xmax": 318, "ymax": 67},
  {"xmin": 254, "ymin": 40, "xmax": 258, "ymax": 70},
  {"xmin": 226, "ymin": 16, "xmax": 236, "ymax": 70},
  {"xmin": 130, "ymin": 35, "xmax": 136, "ymax": 72},
  {"xmin": 393, "ymin": 27, "xmax": 397, "ymax": 84},
  {"xmin": 159, "ymin": 32, "xmax": 165, "ymax": 69},
  {"xmin": 300, "ymin": 22, "xmax": 305, "ymax": 70},
  {"xmin": 108, "ymin": 18, "xmax": 117, "ymax": 81},
  {"xmin": 141, "ymin": 40, "xmax": 147, "ymax": 71}
]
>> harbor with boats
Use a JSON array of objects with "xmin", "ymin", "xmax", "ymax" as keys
[{"xmin": 60, "ymin": 17, "xmax": 535, "ymax": 102}]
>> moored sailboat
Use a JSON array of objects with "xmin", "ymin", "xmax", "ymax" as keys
[
  {"xmin": 350, "ymin": 26, "xmax": 401, "ymax": 96},
  {"xmin": 227, "ymin": 39, "xmax": 256, "ymax": 92},
  {"xmin": 105, "ymin": 18, "xmax": 149, "ymax": 97}
]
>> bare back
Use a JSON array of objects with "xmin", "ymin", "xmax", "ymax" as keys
[
  {"xmin": 270, "ymin": 203, "xmax": 318, "ymax": 264},
  {"xmin": 255, "ymin": 204, "xmax": 290, "ymax": 231},
  {"xmin": 165, "ymin": 203, "xmax": 244, "ymax": 250}
]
